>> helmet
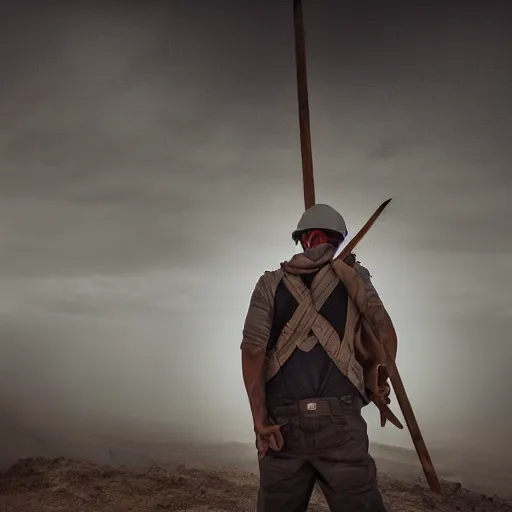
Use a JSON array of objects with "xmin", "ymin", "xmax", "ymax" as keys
[{"xmin": 291, "ymin": 204, "xmax": 347, "ymax": 242}]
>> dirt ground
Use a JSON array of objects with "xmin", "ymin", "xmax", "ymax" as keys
[{"xmin": 0, "ymin": 457, "xmax": 511, "ymax": 512}]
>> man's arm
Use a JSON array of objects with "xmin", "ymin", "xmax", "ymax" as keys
[
  {"xmin": 354, "ymin": 263, "xmax": 405, "ymax": 429},
  {"xmin": 241, "ymin": 345, "xmax": 268, "ymax": 430},
  {"xmin": 354, "ymin": 262, "xmax": 398, "ymax": 363},
  {"xmin": 240, "ymin": 272, "xmax": 275, "ymax": 430}
]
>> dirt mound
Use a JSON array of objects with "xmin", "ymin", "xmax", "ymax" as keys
[{"xmin": 0, "ymin": 457, "xmax": 510, "ymax": 512}]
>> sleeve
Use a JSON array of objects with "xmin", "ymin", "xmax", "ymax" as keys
[
  {"xmin": 354, "ymin": 262, "xmax": 398, "ymax": 362},
  {"xmin": 240, "ymin": 272, "xmax": 275, "ymax": 350}
]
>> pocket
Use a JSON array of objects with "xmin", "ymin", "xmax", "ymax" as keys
[
  {"xmin": 312, "ymin": 421, "xmax": 350, "ymax": 451},
  {"xmin": 266, "ymin": 416, "xmax": 295, "ymax": 454},
  {"xmin": 299, "ymin": 415, "xmax": 322, "ymax": 433},
  {"xmin": 329, "ymin": 395, "xmax": 355, "ymax": 424},
  {"xmin": 329, "ymin": 412, "xmax": 349, "ymax": 425},
  {"xmin": 344, "ymin": 413, "xmax": 370, "ymax": 454}
]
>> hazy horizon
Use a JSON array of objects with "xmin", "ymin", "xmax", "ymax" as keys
[{"xmin": 1, "ymin": 0, "xmax": 511, "ymax": 477}]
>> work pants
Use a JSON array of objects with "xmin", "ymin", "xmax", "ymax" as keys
[{"xmin": 257, "ymin": 395, "xmax": 387, "ymax": 512}]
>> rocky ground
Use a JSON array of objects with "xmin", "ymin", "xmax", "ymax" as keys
[{"xmin": 0, "ymin": 457, "xmax": 511, "ymax": 512}]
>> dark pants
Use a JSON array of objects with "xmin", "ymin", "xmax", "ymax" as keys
[{"xmin": 257, "ymin": 395, "xmax": 387, "ymax": 512}]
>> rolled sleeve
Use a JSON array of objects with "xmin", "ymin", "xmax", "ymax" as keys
[{"xmin": 240, "ymin": 272, "xmax": 276, "ymax": 350}]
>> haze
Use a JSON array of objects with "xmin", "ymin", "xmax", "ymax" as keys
[{"xmin": 1, "ymin": 0, "xmax": 511, "ymax": 475}]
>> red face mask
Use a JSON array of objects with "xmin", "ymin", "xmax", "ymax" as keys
[{"xmin": 300, "ymin": 230, "xmax": 337, "ymax": 250}]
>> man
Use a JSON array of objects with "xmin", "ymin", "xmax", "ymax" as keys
[{"xmin": 241, "ymin": 204, "xmax": 398, "ymax": 512}]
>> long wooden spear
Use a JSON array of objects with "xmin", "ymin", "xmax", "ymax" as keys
[
  {"xmin": 292, "ymin": 0, "xmax": 442, "ymax": 495},
  {"xmin": 293, "ymin": 0, "xmax": 315, "ymax": 210}
]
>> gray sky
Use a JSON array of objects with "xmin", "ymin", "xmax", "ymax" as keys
[{"xmin": 0, "ymin": 0, "xmax": 511, "ymax": 463}]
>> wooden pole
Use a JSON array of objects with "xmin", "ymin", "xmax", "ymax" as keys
[
  {"xmin": 380, "ymin": 339, "xmax": 443, "ymax": 494},
  {"xmin": 293, "ymin": 0, "xmax": 315, "ymax": 210},
  {"xmin": 291, "ymin": 0, "xmax": 442, "ymax": 495}
]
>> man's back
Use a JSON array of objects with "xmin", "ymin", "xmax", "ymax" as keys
[{"xmin": 265, "ymin": 265, "xmax": 357, "ymax": 404}]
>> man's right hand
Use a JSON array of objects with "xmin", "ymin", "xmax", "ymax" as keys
[{"xmin": 255, "ymin": 423, "xmax": 284, "ymax": 459}]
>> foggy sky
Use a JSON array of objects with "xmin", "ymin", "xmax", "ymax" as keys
[{"xmin": 1, "ymin": 0, "xmax": 511, "ymax": 465}]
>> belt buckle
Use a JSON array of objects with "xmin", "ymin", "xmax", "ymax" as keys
[{"xmin": 306, "ymin": 402, "xmax": 317, "ymax": 411}]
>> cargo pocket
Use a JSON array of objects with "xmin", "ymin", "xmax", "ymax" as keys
[
  {"xmin": 312, "ymin": 416, "xmax": 350, "ymax": 451},
  {"xmin": 299, "ymin": 414, "xmax": 322, "ymax": 433},
  {"xmin": 343, "ymin": 412, "xmax": 370, "ymax": 458}
]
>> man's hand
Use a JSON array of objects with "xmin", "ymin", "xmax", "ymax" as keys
[
  {"xmin": 373, "ymin": 383, "xmax": 391, "ymax": 406},
  {"xmin": 373, "ymin": 364, "xmax": 392, "ymax": 426},
  {"xmin": 254, "ymin": 422, "xmax": 284, "ymax": 459},
  {"xmin": 369, "ymin": 367, "xmax": 403, "ymax": 429}
]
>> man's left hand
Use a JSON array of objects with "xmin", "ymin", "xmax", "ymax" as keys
[{"xmin": 255, "ymin": 423, "xmax": 284, "ymax": 459}]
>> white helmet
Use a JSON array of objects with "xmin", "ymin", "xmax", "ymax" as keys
[{"xmin": 291, "ymin": 204, "xmax": 348, "ymax": 242}]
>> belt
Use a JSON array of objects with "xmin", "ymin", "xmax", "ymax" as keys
[{"xmin": 268, "ymin": 394, "xmax": 362, "ymax": 417}]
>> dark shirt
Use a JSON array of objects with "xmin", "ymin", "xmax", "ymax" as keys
[{"xmin": 265, "ymin": 269, "xmax": 359, "ymax": 405}]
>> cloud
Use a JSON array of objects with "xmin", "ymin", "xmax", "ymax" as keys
[{"xmin": 0, "ymin": 0, "xmax": 511, "ymax": 464}]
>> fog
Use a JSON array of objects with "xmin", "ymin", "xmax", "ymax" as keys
[{"xmin": 1, "ymin": 0, "xmax": 511, "ymax": 475}]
